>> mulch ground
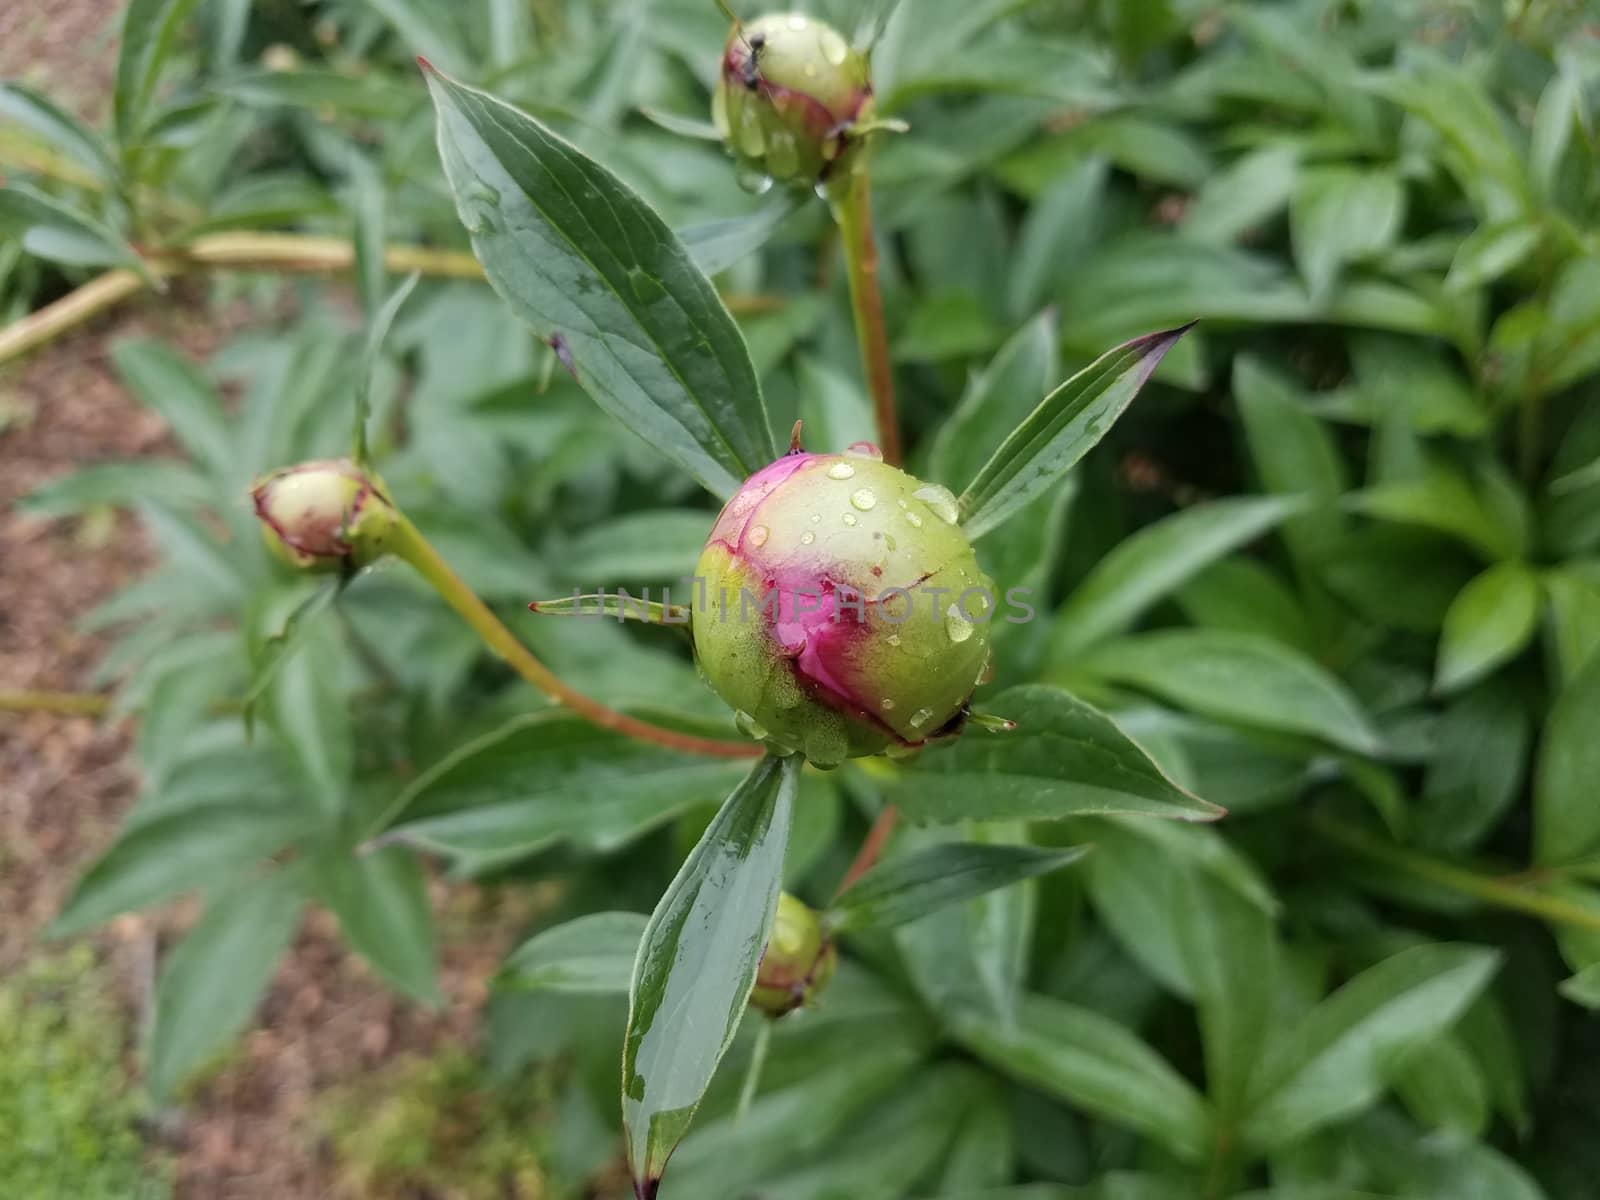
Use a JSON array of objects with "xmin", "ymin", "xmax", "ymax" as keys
[{"xmin": 1, "ymin": 18, "xmax": 533, "ymax": 1198}]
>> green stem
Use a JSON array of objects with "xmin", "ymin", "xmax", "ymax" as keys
[
  {"xmin": 1314, "ymin": 814, "xmax": 1600, "ymax": 934},
  {"xmin": 735, "ymin": 1018, "xmax": 774, "ymax": 1124},
  {"xmin": 0, "ymin": 690, "xmax": 111, "ymax": 716},
  {"xmin": 829, "ymin": 169, "xmax": 900, "ymax": 466},
  {"xmin": 388, "ymin": 516, "xmax": 760, "ymax": 761}
]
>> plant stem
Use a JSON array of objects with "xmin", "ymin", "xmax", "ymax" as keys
[
  {"xmin": 0, "ymin": 690, "xmax": 112, "ymax": 716},
  {"xmin": 734, "ymin": 1018, "xmax": 773, "ymax": 1124},
  {"xmin": 830, "ymin": 169, "xmax": 901, "ymax": 466},
  {"xmin": 389, "ymin": 515, "xmax": 760, "ymax": 761},
  {"xmin": 0, "ymin": 232, "xmax": 785, "ymax": 368},
  {"xmin": 1314, "ymin": 814, "xmax": 1600, "ymax": 935},
  {"xmin": 834, "ymin": 803, "xmax": 900, "ymax": 896}
]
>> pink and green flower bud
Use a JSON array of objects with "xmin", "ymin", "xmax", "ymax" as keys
[
  {"xmin": 713, "ymin": 12, "xmax": 874, "ymax": 192},
  {"xmin": 750, "ymin": 892, "xmax": 836, "ymax": 1017},
  {"xmin": 692, "ymin": 445, "xmax": 994, "ymax": 767},
  {"xmin": 251, "ymin": 458, "xmax": 399, "ymax": 572}
]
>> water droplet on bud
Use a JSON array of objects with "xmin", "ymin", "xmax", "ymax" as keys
[
  {"xmin": 736, "ymin": 710, "xmax": 770, "ymax": 740},
  {"xmin": 800, "ymin": 531, "xmax": 815, "ymax": 545},
  {"xmin": 904, "ymin": 511, "xmax": 923, "ymax": 528},
  {"xmin": 850, "ymin": 488, "xmax": 877, "ymax": 511},
  {"xmin": 909, "ymin": 707, "xmax": 934, "ymax": 729},
  {"xmin": 844, "ymin": 441, "xmax": 882, "ymax": 460},
  {"xmin": 826, "ymin": 461, "xmax": 856, "ymax": 480},
  {"xmin": 841, "ymin": 512, "xmax": 858, "ymax": 526},
  {"xmin": 788, "ymin": 13, "xmax": 809, "ymax": 30},
  {"xmin": 945, "ymin": 603, "xmax": 974, "ymax": 644},
  {"xmin": 736, "ymin": 163, "xmax": 774, "ymax": 194},
  {"xmin": 913, "ymin": 484, "xmax": 961, "ymax": 525},
  {"xmin": 749, "ymin": 524, "xmax": 770, "ymax": 548},
  {"xmin": 886, "ymin": 633, "xmax": 901, "ymax": 646},
  {"xmin": 880, "ymin": 698, "xmax": 896, "ymax": 711}
]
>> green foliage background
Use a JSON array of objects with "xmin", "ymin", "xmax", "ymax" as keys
[{"xmin": 5, "ymin": 0, "xmax": 1600, "ymax": 1197}]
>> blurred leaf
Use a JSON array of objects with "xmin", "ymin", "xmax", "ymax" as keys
[
  {"xmin": 0, "ymin": 82, "xmax": 117, "ymax": 181},
  {"xmin": 367, "ymin": 0, "xmax": 474, "ymax": 78},
  {"xmin": 1243, "ymin": 943, "xmax": 1501, "ymax": 1150},
  {"xmin": 1388, "ymin": 1035, "xmax": 1489, "ymax": 1137},
  {"xmin": 265, "ymin": 605, "xmax": 351, "ymax": 819},
  {"xmin": 1534, "ymin": 650, "xmax": 1600, "ymax": 865},
  {"xmin": 354, "ymin": 272, "xmax": 418, "ymax": 463},
  {"xmin": 1290, "ymin": 167, "xmax": 1405, "ymax": 303},
  {"xmin": 1007, "ymin": 156, "xmax": 1108, "ymax": 319},
  {"xmin": 680, "ymin": 192, "xmax": 801, "ymax": 277},
  {"xmin": 499, "ymin": 912, "xmax": 648, "ymax": 995},
  {"xmin": 623, "ymin": 753, "xmax": 797, "ymax": 1191},
  {"xmin": 314, "ymin": 847, "xmax": 440, "ymax": 1005},
  {"xmin": 959, "ymin": 324, "xmax": 1193, "ymax": 540},
  {"xmin": 1081, "ymin": 630, "xmax": 1382, "ymax": 755},
  {"xmin": 1050, "ymin": 495, "xmax": 1305, "ymax": 661},
  {"xmin": 939, "ymin": 1087, "xmax": 1016, "ymax": 1192},
  {"xmin": 1446, "ymin": 219, "xmax": 1542, "ymax": 293},
  {"xmin": 829, "ymin": 842, "xmax": 1088, "ymax": 933},
  {"xmin": 386, "ymin": 711, "xmax": 750, "ymax": 871},
  {"xmin": 797, "ymin": 356, "xmax": 875, "ymax": 454},
  {"xmin": 0, "ymin": 185, "xmax": 149, "ymax": 276},
  {"xmin": 558, "ymin": 509, "xmax": 709, "ymax": 584},
  {"xmin": 111, "ymin": 340, "xmax": 235, "ymax": 485},
  {"xmin": 1176, "ymin": 558, "xmax": 1314, "ymax": 653},
  {"xmin": 425, "ymin": 67, "xmax": 775, "ymax": 499},
  {"xmin": 894, "ymin": 684, "xmax": 1223, "ymax": 823},
  {"xmin": 1539, "ymin": 256, "xmax": 1600, "ymax": 393},
  {"xmin": 1350, "ymin": 462, "xmax": 1526, "ymax": 562},
  {"xmin": 1183, "ymin": 143, "xmax": 1299, "ymax": 245},
  {"xmin": 114, "ymin": 0, "xmax": 205, "ymax": 151},
  {"xmin": 18, "ymin": 461, "xmax": 213, "ymax": 516},
  {"xmin": 1434, "ymin": 562, "xmax": 1541, "ymax": 694},
  {"xmin": 52, "ymin": 802, "xmax": 310, "ymax": 937},
  {"xmin": 953, "ymin": 994, "xmax": 1212, "ymax": 1161},
  {"xmin": 930, "ymin": 311, "xmax": 1059, "ymax": 493},
  {"xmin": 1415, "ymin": 678, "xmax": 1530, "ymax": 854},
  {"xmin": 146, "ymin": 867, "xmax": 304, "ymax": 1102},
  {"xmin": 215, "ymin": 69, "xmax": 418, "ymax": 117},
  {"xmin": 1543, "ymin": 569, "xmax": 1600, "ymax": 686}
]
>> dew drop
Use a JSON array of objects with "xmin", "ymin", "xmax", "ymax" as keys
[
  {"xmin": 748, "ymin": 524, "xmax": 769, "ymax": 548},
  {"xmin": 842, "ymin": 512, "xmax": 858, "ymax": 526},
  {"xmin": 883, "ymin": 534, "xmax": 897, "ymax": 551},
  {"xmin": 803, "ymin": 63, "xmax": 819, "ymax": 80},
  {"xmin": 909, "ymin": 707, "xmax": 934, "ymax": 729},
  {"xmin": 850, "ymin": 488, "xmax": 877, "ymax": 511},
  {"xmin": 819, "ymin": 28, "xmax": 850, "ymax": 65},
  {"xmin": 904, "ymin": 511, "xmax": 923, "ymax": 528},
  {"xmin": 885, "ymin": 633, "xmax": 901, "ymax": 646},
  {"xmin": 844, "ymin": 441, "xmax": 883, "ymax": 461},
  {"xmin": 736, "ymin": 163, "xmax": 774, "ymax": 195},
  {"xmin": 800, "ymin": 531, "xmax": 815, "ymax": 545},
  {"xmin": 766, "ymin": 131, "xmax": 800, "ymax": 179},
  {"xmin": 788, "ymin": 13, "xmax": 809, "ymax": 30},
  {"xmin": 810, "ymin": 513, "xmax": 822, "ymax": 523},
  {"xmin": 880, "ymin": 698, "xmax": 896, "ymax": 711},
  {"xmin": 826, "ymin": 461, "xmax": 856, "ymax": 480},
  {"xmin": 945, "ymin": 603, "xmax": 975, "ymax": 644},
  {"xmin": 735, "ymin": 710, "xmax": 769, "ymax": 740},
  {"xmin": 913, "ymin": 483, "xmax": 961, "ymax": 525}
]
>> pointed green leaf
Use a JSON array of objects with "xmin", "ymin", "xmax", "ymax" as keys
[
  {"xmin": 623, "ymin": 753, "xmax": 798, "ymax": 1192},
  {"xmin": 424, "ymin": 66, "xmax": 775, "ymax": 498},
  {"xmin": 146, "ymin": 868, "xmax": 305, "ymax": 1102},
  {"xmin": 1434, "ymin": 562, "xmax": 1541, "ymax": 694},
  {"xmin": 1535, "ymin": 650, "xmax": 1600, "ymax": 865},
  {"xmin": 115, "ymin": 0, "xmax": 205, "ymax": 151},
  {"xmin": 958, "ymin": 325, "xmax": 1192, "ymax": 540},
  {"xmin": 1243, "ymin": 943, "xmax": 1501, "ymax": 1150},
  {"xmin": 0, "ymin": 82, "xmax": 117, "ymax": 182},
  {"xmin": 829, "ymin": 842, "xmax": 1089, "ymax": 932},
  {"xmin": 679, "ymin": 193, "xmax": 801, "ymax": 277},
  {"xmin": 953, "ymin": 994, "xmax": 1213, "ymax": 1161},
  {"xmin": 499, "ymin": 912, "xmax": 648, "ymax": 995},
  {"xmin": 111, "ymin": 340, "xmax": 235, "ymax": 483},
  {"xmin": 354, "ymin": 271, "xmax": 419, "ymax": 463},
  {"xmin": 1051, "ymin": 494, "xmax": 1306, "ymax": 661},
  {"xmin": 528, "ymin": 593, "xmax": 691, "ymax": 626},
  {"xmin": 313, "ymin": 848, "xmax": 440, "ymax": 1005},
  {"xmin": 1289, "ymin": 167, "xmax": 1405, "ymax": 303},
  {"xmin": 0, "ymin": 185, "xmax": 148, "ymax": 276},
  {"xmin": 1081, "ymin": 630, "xmax": 1383, "ymax": 755},
  {"xmin": 893, "ymin": 685, "xmax": 1223, "ymax": 823}
]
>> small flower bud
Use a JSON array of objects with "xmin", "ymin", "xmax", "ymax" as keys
[
  {"xmin": 251, "ymin": 458, "xmax": 400, "ymax": 572},
  {"xmin": 750, "ymin": 892, "xmax": 836, "ymax": 1017},
  {"xmin": 692, "ymin": 447, "xmax": 994, "ymax": 767},
  {"xmin": 713, "ymin": 12, "xmax": 874, "ymax": 192}
]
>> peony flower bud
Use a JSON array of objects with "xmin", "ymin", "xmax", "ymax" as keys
[
  {"xmin": 692, "ymin": 445, "xmax": 994, "ymax": 767},
  {"xmin": 713, "ymin": 12, "xmax": 874, "ymax": 192},
  {"xmin": 750, "ymin": 892, "xmax": 836, "ymax": 1016},
  {"xmin": 251, "ymin": 458, "xmax": 400, "ymax": 572}
]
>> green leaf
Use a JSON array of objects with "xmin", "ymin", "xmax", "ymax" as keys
[
  {"xmin": 1446, "ymin": 219, "xmax": 1542, "ymax": 293},
  {"xmin": 51, "ymin": 802, "xmax": 310, "ymax": 937},
  {"xmin": 424, "ymin": 66, "xmax": 775, "ymax": 499},
  {"xmin": 18, "ymin": 461, "xmax": 213, "ymax": 516},
  {"xmin": 0, "ymin": 185, "xmax": 148, "ymax": 276},
  {"xmin": 557, "ymin": 509, "xmax": 709, "ymax": 584},
  {"xmin": 1348, "ymin": 463, "xmax": 1524, "ymax": 561},
  {"xmin": 894, "ymin": 684, "xmax": 1223, "ymax": 823},
  {"xmin": 930, "ymin": 312, "xmax": 1059, "ymax": 498},
  {"xmin": 1175, "ymin": 866, "xmax": 1277, "ymax": 1122},
  {"xmin": 385, "ymin": 711, "xmax": 750, "ymax": 871},
  {"xmin": 146, "ymin": 868, "xmax": 305, "ymax": 1102},
  {"xmin": 1388, "ymin": 1035, "xmax": 1489, "ymax": 1137},
  {"xmin": 1243, "ymin": 943, "xmax": 1501, "ymax": 1150},
  {"xmin": 1535, "ymin": 650, "xmax": 1600, "ymax": 865},
  {"xmin": 111, "ymin": 339, "xmax": 235, "ymax": 484},
  {"xmin": 1543, "ymin": 569, "xmax": 1600, "ymax": 686},
  {"xmin": 367, "ymin": 0, "xmax": 475, "ymax": 78},
  {"xmin": 1050, "ymin": 495, "xmax": 1305, "ymax": 661},
  {"xmin": 498, "ymin": 912, "xmax": 648, "ymax": 995},
  {"xmin": 623, "ymin": 753, "xmax": 797, "ymax": 1192},
  {"xmin": 115, "ymin": 0, "xmax": 205, "ymax": 151},
  {"xmin": 1081, "ymin": 631, "xmax": 1383, "ymax": 756},
  {"xmin": 679, "ymin": 193, "xmax": 801, "ymax": 277},
  {"xmin": 0, "ymin": 82, "xmax": 118, "ymax": 182},
  {"xmin": 1182, "ymin": 143, "xmax": 1299, "ymax": 245},
  {"xmin": 829, "ymin": 842, "xmax": 1089, "ymax": 932},
  {"xmin": 1434, "ymin": 562, "xmax": 1541, "ymax": 694},
  {"xmin": 1415, "ymin": 678, "xmax": 1530, "ymax": 853},
  {"xmin": 953, "ymin": 994, "xmax": 1212, "ymax": 1161},
  {"xmin": 313, "ymin": 848, "xmax": 440, "ymax": 1005},
  {"xmin": 528, "ymin": 593, "xmax": 690, "ymax": 626},
  {"xmin": 1007, "ymin": 156, "xmax": 1109, "ymax": 319},
  {"xmin": 1290, "ymin": 167, "xmax": 1405, "ymax": 303},
  {"xmin": 354, "ymin": 272, "xmax": 419, "ymax": 463},
  {"xmin": 958, "ymin": 325, "xmax": 1193, "ymax": 540}
]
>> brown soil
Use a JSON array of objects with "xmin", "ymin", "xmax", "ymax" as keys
[{"xmin": 0, "ymin": 23, "xmax": 535, "ymax": 1200}]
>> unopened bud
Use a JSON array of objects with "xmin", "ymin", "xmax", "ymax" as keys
[
  {"xmin": 251, "ymin": 458, "xmax": 399, "ymax": 572},
  {"xmin": 750, "ymin": 892, "xmax": 836, "ymax": 1017},
  {"xmin": 713, "ymin": 12, "xmax": 874, "ymax": 192}
]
